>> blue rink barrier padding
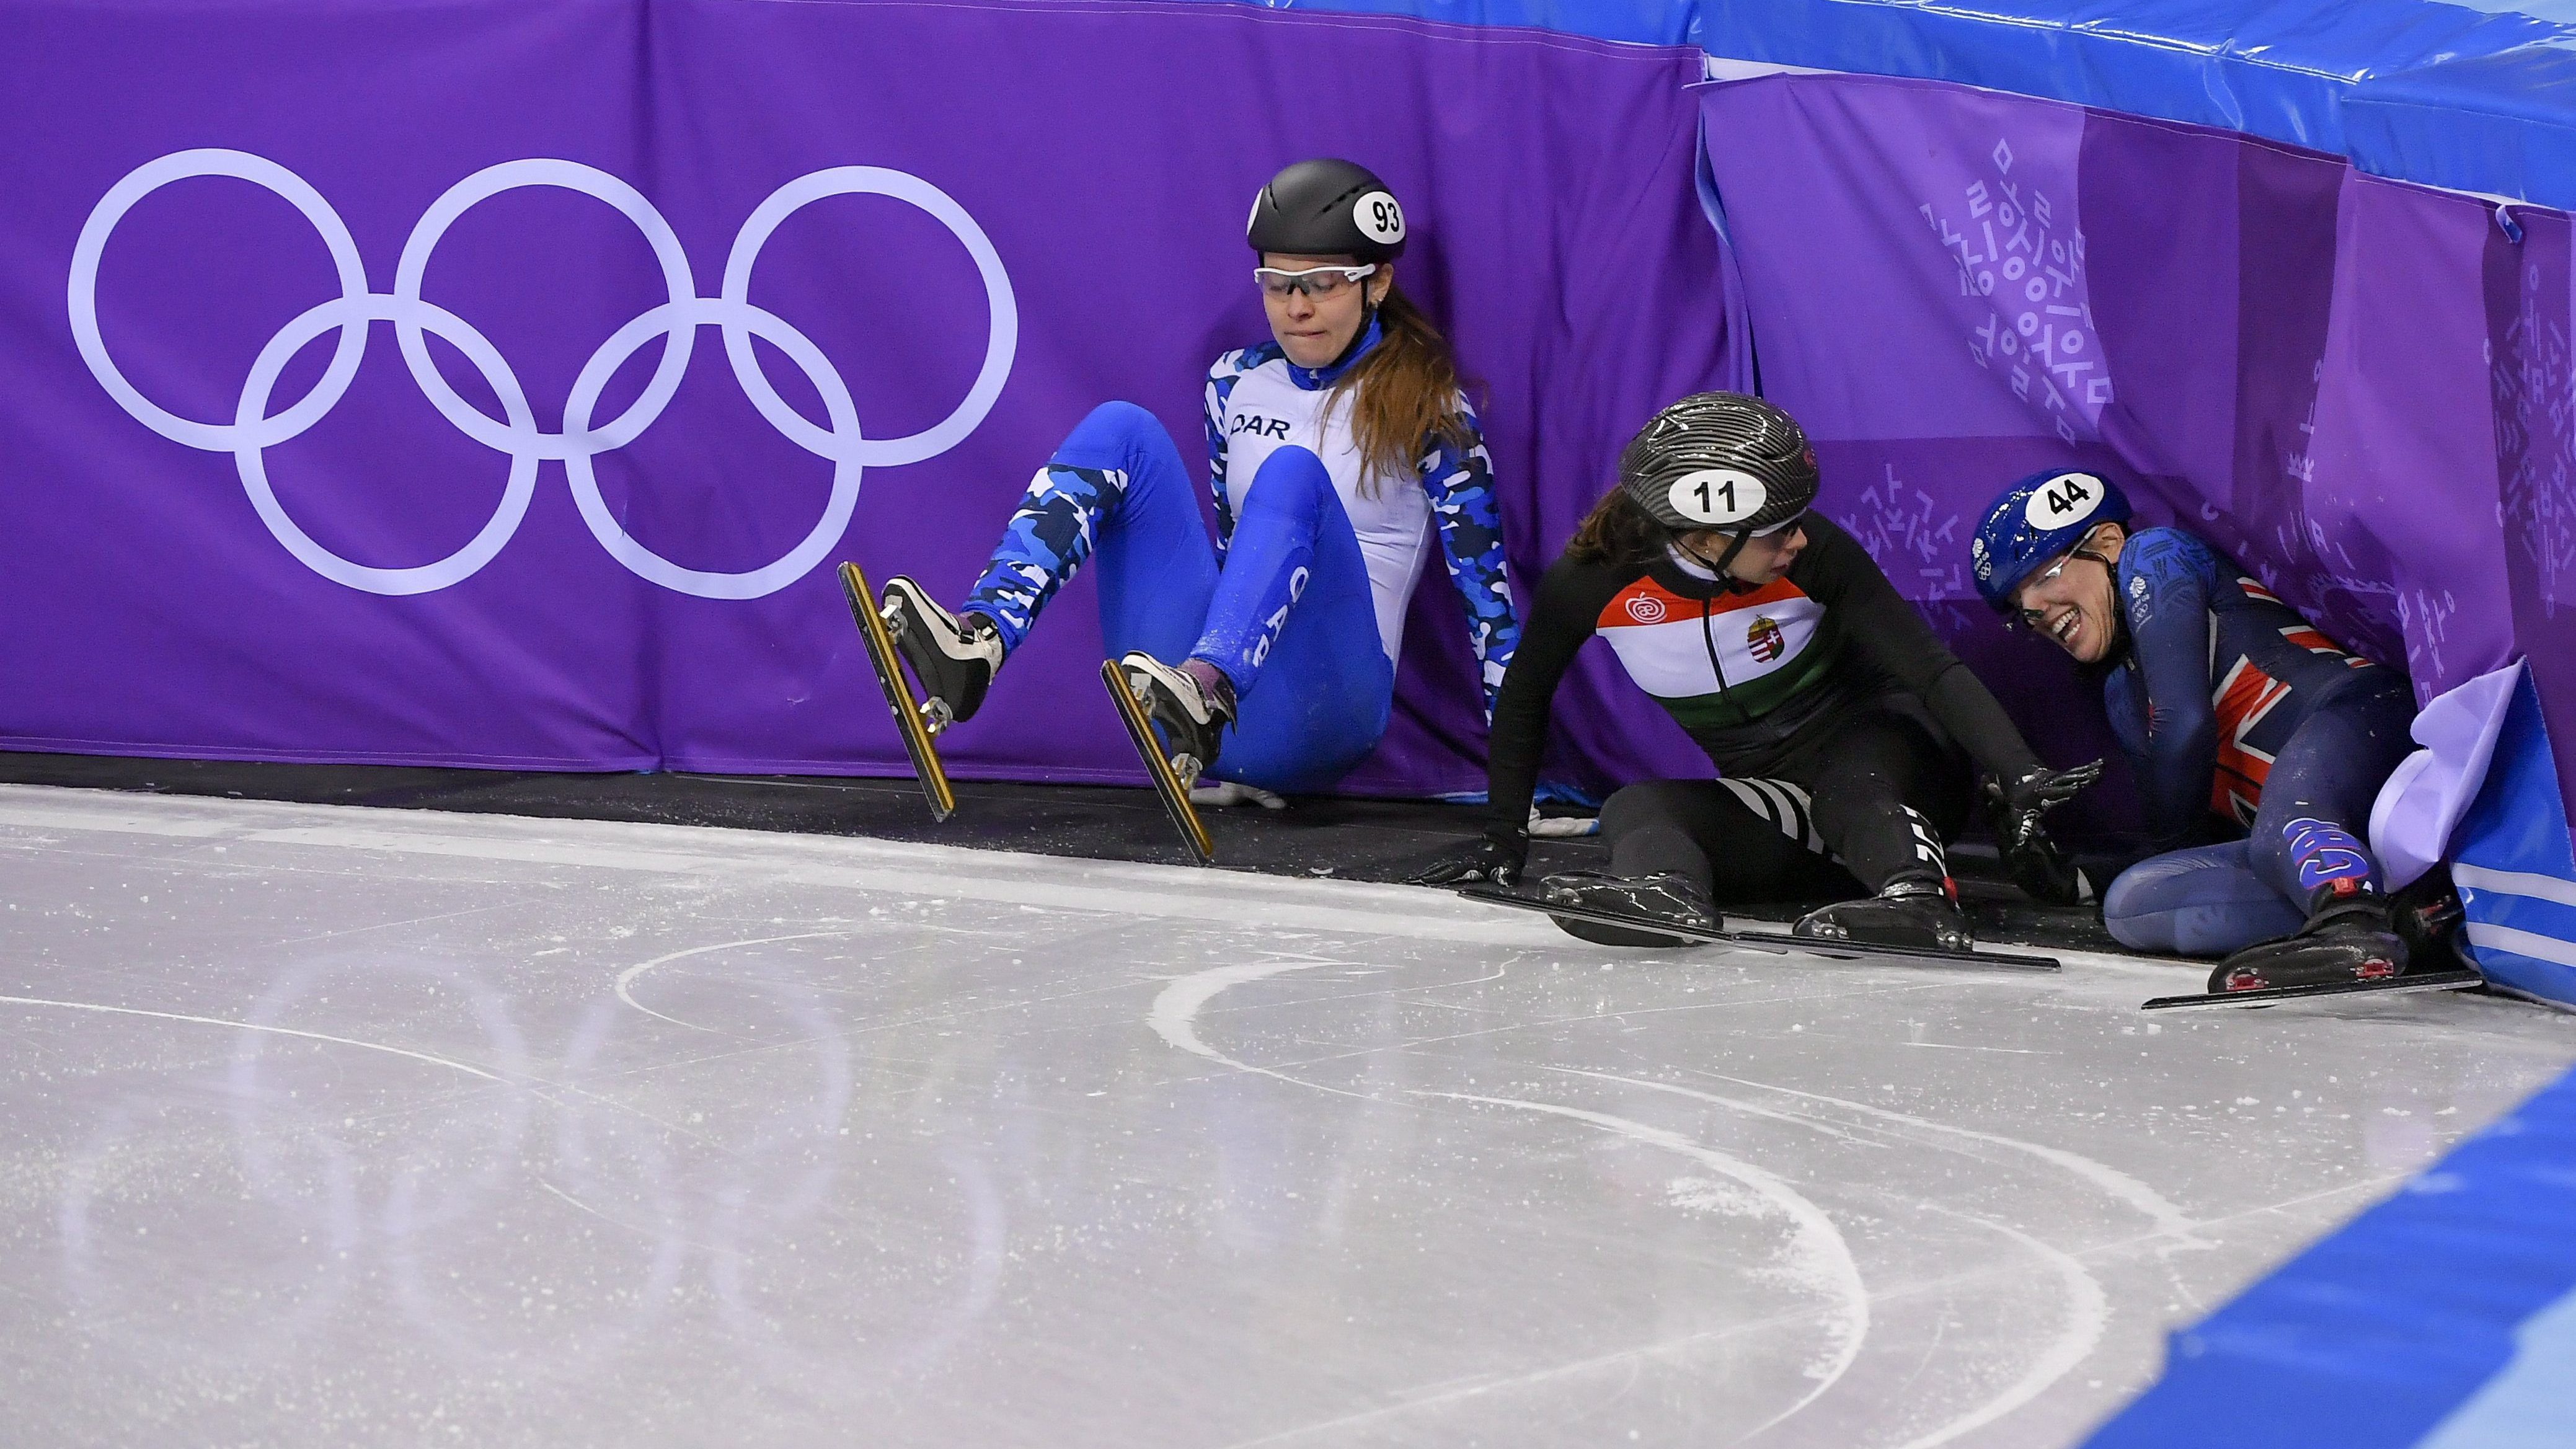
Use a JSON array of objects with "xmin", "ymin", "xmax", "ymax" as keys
[
  {"xmin": 1174, "ymin": 0, "xmax": 2576, "ymax": 210},
  {"xmin": 2084, "ymin": 1062, "xmax": 2576, "ymax": 1448},
  {"xmin": 1691, "ymin": 0, "xmax": 2576, "ymax": 208},
  {"xmin": 2454, "ymin": 670, "xmax": 2576, "ymax": 1011}
]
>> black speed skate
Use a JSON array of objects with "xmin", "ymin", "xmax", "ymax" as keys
[
  {"xmin": 1100, "ymin": 653, "xmax": 1231, "ymax": 866},
  {"xmin": 1794, "ymin": 879, "xmax": 1974, "ymax": 954},
  {"xmin": 880, "ymin": 576, "xmax": 1001, "ymax": 729},
  {"xmin": 1115, "ymin": 653, "xmax": 1231, "ymax": 781},
  {"xmin": 2142, "ymin": 886, "xmax": 2484, "ymax": 1011},
  {"xmin": 2209, "ymin": 896, "xmax": 2409, "ymax": 995},
  {"xmin": 1536, "ymin": 871, "xmax": 1721, "ymax": 948}
]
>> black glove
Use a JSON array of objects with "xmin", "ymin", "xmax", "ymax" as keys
[
  {"xmin": 2001, "ymin": 820, "xmax": 2096, "ymax": 905},
  {"xmin": 1410, "ymin": 829, "xmax": 1529, "ymax": 888},
  {"xmin": 1986, "ymin": 761, "xmax": 2105, "ymax": 907}
]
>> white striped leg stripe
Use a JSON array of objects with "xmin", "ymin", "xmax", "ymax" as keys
[
  {"xmin": 1719, "ymin": 778, "xmax": 1830, "ymax": 856},
  {"xmin": 1905, "ymin": 806, "xmax": 1947, "ymax": 873}
]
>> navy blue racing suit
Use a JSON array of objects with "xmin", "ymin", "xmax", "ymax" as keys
[{"xmin": 2096, "ymin": 528, "xmax": 2416, "ymax": 954}]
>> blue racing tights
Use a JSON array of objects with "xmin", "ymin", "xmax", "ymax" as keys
[
  {"xmin": 2103, "ymin": 673, "xmax": 2417, "ymax": 954},
  {"xmin": 958, "ymin": 402, "xmax": 1393, "ymax": 794}
]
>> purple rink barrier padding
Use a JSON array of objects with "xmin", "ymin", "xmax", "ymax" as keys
[
  {"xmin": 0, "ymin": 0, "xmax": 1732, "ymax": 797},
  {"xmin": 1700, "ymin": 73, "xmax": 2576, "ymax": 844}
]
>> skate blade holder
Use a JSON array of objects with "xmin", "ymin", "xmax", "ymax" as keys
[
  {"xmin": 1097, "ymin": 658, "xmax": 1216, "ymax": 866},
  {"xmin": 836, "ymin": 560, "xmax": 958, "ymax": 823}
]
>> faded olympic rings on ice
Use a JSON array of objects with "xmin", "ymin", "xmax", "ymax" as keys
[{"xmin": 66, "ymin": 149, "xmax": 1017, "ymax": 598}]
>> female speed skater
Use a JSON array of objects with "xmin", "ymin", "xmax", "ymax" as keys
[
  {"xmin": 1417, "ymin": 392, "xmax": 2100, "ymax": 954},
  {"xmin": 1968, "ymin": 469, "xmax": 2433, "ymax": 993},
  {"xmin": 867, "ymin": 158, "xmax": 1517, "ymax": 812}
]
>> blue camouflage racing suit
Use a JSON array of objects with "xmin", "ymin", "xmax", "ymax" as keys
[{"xmin": 957, "ymin": 319, "xmax": 1519, "ymax": 793}]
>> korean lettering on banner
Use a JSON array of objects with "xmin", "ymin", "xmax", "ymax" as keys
[
  {"xmin": 1920, "ymin": 138, "xmax": 2112, "ymax": 443},
  {"xmin": 1846, "ymin": 463, "xmax": 1968, "ymax": 601}
]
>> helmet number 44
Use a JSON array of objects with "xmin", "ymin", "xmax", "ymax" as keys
[{"xmin": 2025, "ymin": 472, "xmax": 2102, "ymax": 528}]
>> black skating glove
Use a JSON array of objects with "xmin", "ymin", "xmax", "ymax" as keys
[
  {"xmin": 1987, "ymin": 761, "xmax": 2105, "ymax": 907},
  {"xmin": 1410, "ymin": 828, "xmax": 1529, "ymax": 889},
  {"xmin": 2001, "ymin": 822, "xmax": 2096, "ymax": 906}
]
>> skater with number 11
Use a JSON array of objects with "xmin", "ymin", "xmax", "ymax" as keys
[{"xmin": 1420, "ymin": 392, "xmax": 2100, "ymax": 956}]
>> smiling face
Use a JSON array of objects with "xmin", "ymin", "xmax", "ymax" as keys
[
  {"xmin": 1260, "ymin": 252, "xmax": 1393, "ymax": 369},
  {"xmin": 2013, "ymin": 522, "xmax": 2128, "ymax": 663},
  {"xmin": 1681, "ymin": 519, "xmax": 1807, "ymax": 586}
]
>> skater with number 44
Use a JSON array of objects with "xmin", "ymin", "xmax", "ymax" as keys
[{"xmin": 1968, "ymin": 469, "xmax": 2477, "ymax": 1009}]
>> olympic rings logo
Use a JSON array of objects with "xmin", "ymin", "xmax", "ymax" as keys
[{"xmin": 67, "ymin": 149, "xmax": 1017, "ymax": 599}]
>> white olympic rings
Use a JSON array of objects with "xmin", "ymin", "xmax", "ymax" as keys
[{"xmin": 67, "ymin": 149, "xmax": 1017, "ymax": 598}]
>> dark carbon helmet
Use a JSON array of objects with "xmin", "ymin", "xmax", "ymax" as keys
[
  {"xmin": 1246, "ymin": 159, "xmax": 1407, "ymax": 262},
  {"xmin": 1617, "ymin": 392, "xmax": 1819, "ymax": 536}
]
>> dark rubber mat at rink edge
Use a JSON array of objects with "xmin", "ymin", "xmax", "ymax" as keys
[{"xmin": 0, "ymin": 750, "xmax": 2130, "ymax": 952}]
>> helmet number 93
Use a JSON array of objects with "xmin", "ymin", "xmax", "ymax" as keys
[{"xmin": 1352, "ymin": 191, "xmax": 1405, "ymax": 245}]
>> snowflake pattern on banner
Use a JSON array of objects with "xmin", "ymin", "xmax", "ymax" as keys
[
  {"xmin": 1921, "ymin": 137, "xmax": 2112, "ymax": 443},
  {"xmin": 1842, "ymin": 464, "xmax": 1968, "ymax": 600},
  {"xmin": 2493, "ymin": 257, "xmax": 2576, "ymax": 618}
]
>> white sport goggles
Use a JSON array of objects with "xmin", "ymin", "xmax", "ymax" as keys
[{"xmin": 1254, "ymin": 264, "xmax": 1376, "ymax": 300}]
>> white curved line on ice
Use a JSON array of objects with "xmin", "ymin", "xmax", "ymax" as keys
[
  {"xmin": 1541, "ymin": 1066, "xmax": 1887, "ymax": 1148},
  {"xmin": 1148, "ymin": 955, "xmax": 1374, "ymax": 1096},
  {"xmin": 1888, "ymin": 1208, "xmax": 2109, "ymax": 1449},
  {"xmin": 1696, "ymin": 1071, "xmax": 2202, "ymax": 1244},
  {"xmin": 613, "ymin": 931, "xmax": 848, "ymax": 1032},
  {"xmin": 1424, "ymin": 1092, "xmax": 1869, "ymax": 1442},
  {"xmin": 0, "ymin": 993, "xmax": 499, "ymax": 1081}
]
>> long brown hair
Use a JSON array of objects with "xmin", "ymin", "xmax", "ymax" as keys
[
  {"xmin": 1324, "ymin": 286, "xmax": 1474, "ymax": 492},
  {"xmin": 1566, "ymin": 486, "xmax": 1662, "ymax": 567}
]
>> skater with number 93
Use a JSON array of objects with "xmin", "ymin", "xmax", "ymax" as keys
[{"xmin": 841, "ymin": 159, "xmax": 1519, "ymax": 861}]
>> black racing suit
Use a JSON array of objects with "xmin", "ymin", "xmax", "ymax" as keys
[{"xmin": 1485, "ymin": 515, "xmax": 2045, "ymax": 904}]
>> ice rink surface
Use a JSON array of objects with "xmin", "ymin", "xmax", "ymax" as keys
[{"xmin": 4, "ymin": 784, "xmax": 2573, "ymax": 1448}]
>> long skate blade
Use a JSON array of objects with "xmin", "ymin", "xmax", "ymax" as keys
[
  {"xmin": 1738, "ymin": 924, "xmax": 2061, "ymax": 973},
  {"xmin": 1454, "ymin": 886, "xmax": 1794, "ymax": 955},
  {"xmin": 1098, "ymin": 659, "xmax": 1215, "ymax": 866},
  {"xmin": 1454, "ymin": 887, "xmax": 2059, "ymax": 970},
  {"xmin": 838, "ymin": 561, "xmax": 955, "ymax": 823},
  {"xmin": 2141, "ymin": 968, "xmax": 2483, "ymax": 1012}
]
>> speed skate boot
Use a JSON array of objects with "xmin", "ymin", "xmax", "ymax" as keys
[
  {"xmin": 1795, "ymin": 877, "xmax": 1974, "ymax": 954},
  {"xmin": 880, "ymin": 576, "xmax": 1002, "ymax": 730},
  {"xmin": 1537, "ymin": 871, "xmax": 1721, "ymax": 947},
  {"xmin": 1117, "ymin": 652, "xmax": 1232, "ymax": 787},
  {"xmin": 2392, "ymin": 865, "xmax": 2470, "ymax": 973},
  {"xmin": 2209, "ymin": 887, "xmax": 2410, "ymax": 995}
]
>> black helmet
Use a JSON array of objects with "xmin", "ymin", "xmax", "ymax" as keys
[
  {"xmin": 1247, "ymin": 159, "xmax": 1406, "ymax": 262},
  {"xmin": 1617, "ymin": 392, "xmax": 1818, "ymax": 538}
]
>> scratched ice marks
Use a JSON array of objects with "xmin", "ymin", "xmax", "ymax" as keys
[{"xmin": 4, "ymin": 788, "xmax": 2572, "ymax": 1447}]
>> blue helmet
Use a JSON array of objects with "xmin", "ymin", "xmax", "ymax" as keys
[{"xmin": 1970, "ymin": 469, "xmax": 2133, "ymax": 612}]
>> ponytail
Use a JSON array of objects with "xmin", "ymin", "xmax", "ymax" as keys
[
  {"xmin": 1324, "ymin": 286, "xmax": 1474, "ymax": 493},
  {"xmin": 1567, "ymin": 486, "xmax": 1662, "ymax": 567}
]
